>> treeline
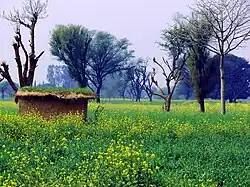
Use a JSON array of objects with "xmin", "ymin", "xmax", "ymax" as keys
[
  {"xmin": 1, "ymin": 0, "xmax": 250, "ymax": 114},
  {"xmin": 42, "ymin": 53, "xmax": 249, "ymax": 104}
]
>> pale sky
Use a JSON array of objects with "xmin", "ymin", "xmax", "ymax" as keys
[{"xmin": 0, "ymin": 0, "xmax": 250, "ymax": 84}]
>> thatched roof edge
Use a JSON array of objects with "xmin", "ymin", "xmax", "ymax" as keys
[{"xmin": 15, "ymin": 90, "xmax": 96, "ymax": 103}]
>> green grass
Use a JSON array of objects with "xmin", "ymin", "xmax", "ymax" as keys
[
  {"xmin": 0, "ymin": 100, "xmax": 249, "ymax": 186},
  {"xmin": 18, "ymin": 86, "xmax": 94, "ymax": 95}
]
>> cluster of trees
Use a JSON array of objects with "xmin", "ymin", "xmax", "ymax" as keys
[
  {"xmin": 1, "ymin": 0, "xmax": 250, "ymax": 114},
  {"xmin": 208, "ymin": 55, "xmax": 250, "ymax": 103},
  {"xmin": 45, "ymin": 60, "xmax": 154, "ymax": 102},
  {"xmin": 49, "ymin": 25, "xmax": 136, "ymax": 103},
  {"xmin": 146, "ymin": 0, "xmax": 250, "ymax": 113}
]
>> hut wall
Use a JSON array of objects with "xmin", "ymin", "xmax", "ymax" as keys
[{"xmin": 18, "ymin": 98, "xmax": 88, "ymax": 119}]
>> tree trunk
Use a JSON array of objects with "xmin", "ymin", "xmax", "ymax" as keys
[
  {"xmin": 96, "ymin": 86, "xmax": 101, "ymax": 103},
  {"xmin": 135, "ymin": 90, "xmax": 141, "ymax": 102},
  {"xmin": 163, "ymin": 95, "xmax": 172, "ymax": 112},
  {"xmin": 149, "ymin": 95, "xmax": 152, "ymax": 102},
  {"xmin": 0, "ymin": 64, "xmax": 18, "ymax": 92},
  {"xmin": 1, "ymin": 90, "xmax": 4, "ymax": 100},
  {"xmin": 166, "ymin": 96, "xmax": 171, "ymax": 112},
  {"xmin": 27, "ymin": 57, "xmax": 37, "ymax": 87},
  {"xmin": 199, "ymin": 97, "xmax": 205, "ymax": 112},
  {"xmin": 121, "ymin": 90, "xmax": 125, "ymax": 100},
  {"xmin": 220, "ymin": 53, "xmax": 226, "ymax": 114}
]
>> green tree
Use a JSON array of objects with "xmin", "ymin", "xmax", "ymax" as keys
[
  {"xmin": 127, "ymin": 58, "xmax": 148, "ymax": 102},
  {"xmin": 50, "ymin": 25, "xmax": 94, "ymax": 88},
  {"xmin": 187, "ymin": 54, "xmax": 219, "ymax": 112},
  {"xmin": 192, "ymin": 0, "xmax": 250, "ymax": 114},
  {"xmin": 0, "ymin": 81, "xmax": 17, "ymax": 99},
  {"xmin": 180, "ymin": 14, "xmax": 219, "ymax": 112},
  {"xmin": 174, "ymin": 80, "xmax": 194, "ymax": 100},
  {"xmin": 0, "ymin": 81, "xmax": 10, "ymax": 99},
  {"xmin": 209, "ymin": 54, "xmax": 250, "ymax": 102},
  {"xmin": 87, "ymin": 31, "xmax": 134, "ymax": 103}
]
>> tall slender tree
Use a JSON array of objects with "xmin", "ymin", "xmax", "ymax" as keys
[
  {"xmin": 192, "ymin": 0, "xmax": 250, "ymax": 114},
  {"xmin": 179, "ymin": 14, "xmax": 219, "ymax": 112}
]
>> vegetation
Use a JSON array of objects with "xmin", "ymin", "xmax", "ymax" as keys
[
  {"xmin": 18, "ymin": 87, "xmax": 94, "ymax": 95},
  {"xmin": 87, "ymin": 31, "xmax": 134, "ymax": 103},
  {"xmin": 0, "ymin": 0, "xmax": 250, "ymax": 185},
  {"xmin": 144, "ymin": 24, "xmax": 189, "ymax": 112},
  {"xmin": 209, "ymin": 54, "xmax": 250, "ymax": 102},
  {"xmin": 192, "ymin": 0, "xmax": 250, "ymax": 114},
  {"xmin": 50, "ymin": 25, "xmax": 93, "ymax": 88},
  {"xmin": 0, "ymin": 81, "xmax": 14, "ymax": 100},
  {"xmin": 0, "ymin": 100, "xmax": 249, "ymax": 186},
  {"xmin": 177, "ymin": 14, "xmax": 218, "ymax": 112},
  {"xmin": 0, "ymin": 0, "xmax": 48, "ymax": 91},
  {"xmin": 127, "ymin": 58, "xmax": 149, "ymax": 102},
  {"xmin": 50, "ymin": 27, "xmax": 134, "ymax": 103}
]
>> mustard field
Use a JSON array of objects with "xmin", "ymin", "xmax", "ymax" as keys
[{"xmin": 0, "ymin": 100, "xmax": 249, "ymax": 186}]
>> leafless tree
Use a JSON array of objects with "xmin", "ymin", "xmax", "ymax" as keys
[
  {"xmin": 145, "ymin": 24, "xmax": 188, "ymax": 112},
  {"xmin": 191, "ymin": 0, "xmax": 250, "ymax": 114},
  {"xmin": 0, "ymin": 0, "xmax": 48, "ymax": 92},
  {"xmin": 146, "ymin": 56, "xmax": 188, "ymax": 112},
  {"xmin": 127, "ymin": 58, "xmax": 148, "ymax": 102}
]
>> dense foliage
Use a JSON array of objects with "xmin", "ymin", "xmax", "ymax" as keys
[
  {"xmin": 0, "ymin": 100, "xmax": 249, "ymax": 186},
  {"xmin": 209, "ymin": 55, "xmax": 250, "ymax": 102}
]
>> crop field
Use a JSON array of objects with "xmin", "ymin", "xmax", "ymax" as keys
[{"xmin": 0, "ymin": 100, "xmax": 249, "ymax": 186}]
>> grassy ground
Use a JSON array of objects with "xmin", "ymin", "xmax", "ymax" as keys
[{"xmin": 0, "ymin": 99, "xmax": 249, "ymax": 186}]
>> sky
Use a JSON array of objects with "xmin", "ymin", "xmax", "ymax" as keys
[{"xmin": 0, "ymin": 0, "xmax": 250, "ymax": 84}]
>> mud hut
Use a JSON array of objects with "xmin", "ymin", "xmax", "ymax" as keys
[{"xmin": 15, "ymin": 87, "xmax": 96, "ymax": 121}]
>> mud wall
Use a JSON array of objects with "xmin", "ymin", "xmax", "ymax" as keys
[{"xmin": 18, "ymin": 98, "xmax": 88, "ymax": 120}]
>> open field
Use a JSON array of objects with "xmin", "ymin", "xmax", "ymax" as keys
[{"xmin": 0, "ymin": 100, "xmax": 249, "ymax": 186}]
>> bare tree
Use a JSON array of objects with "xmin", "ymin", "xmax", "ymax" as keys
[
  {"xmin": 192, "ymin": 0, "xmax": 250, "ymax": 114},
  {"xmin": 127, "ymin": 58, "xmax": 148, "ymax": 102},
  {"xmin": 117, "ymin": 71, "xmax": 130, "ymax": 100},
  {"xmin": 145, "ymin": 24, "xmax": 188, "ymax": 112},
  {"xmin": 147, "ymin": 57, "xmax": 187, "ymax": 112},
  {"xmin": 0, "ymin": 0, "xmax": 48, "ymax": 92}
]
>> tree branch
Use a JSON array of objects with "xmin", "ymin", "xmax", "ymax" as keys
[{"xmin": 0, "ymin": 62, "xmax": 18, "ymax": 92}]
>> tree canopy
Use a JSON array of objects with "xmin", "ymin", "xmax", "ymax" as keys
[{"xmin": 50, "ymin": 25, "xmax": 94, "ymax": 88}]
